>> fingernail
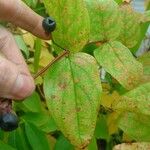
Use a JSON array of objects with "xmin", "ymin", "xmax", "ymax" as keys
[{"xmin": 11, "ymin": 74, "xmax": 35, "ymax": 100}]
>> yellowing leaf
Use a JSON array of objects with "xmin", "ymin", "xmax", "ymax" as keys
[
  {"xmin": 118, "ymin": 112, "xmax": 150, "ymax": 141},
  {"xmin": 142, "ymin": 10, "xmax": 150, "ymax": 23},
  {"xmin": 44, "ymin": 52, "xmax": 102, "ymax": 148},
  {"xmin": 101, "ymin": 91, "xmax": 120, "ymax": 109},
  {"xmin": 118, "ymin": 4, "xmax": 141, "ymax": 48},
  {"xmin": 43, "ymin": 0, "xmax": 90, "ymax": 52},
  {"xmin": 94, "ymin": 41, "xmax": 143, "ymax": 90},
  {"xmin": 113, "ymin": 142, "xmax": 150, "ymax": 150},
  {"xmin": 123, "ymin": 0, "xmax": 132, "ymax": 3},
  {"xmin": 137, "ymin": 52, "xmax": 150, "ymax": 83},
  {"xmin": 39, "ymin": 48, "xmax": 54, "ymax": 67},
  {"xmin": 107, "ymin": 112, "xmax": 120, "ymax": 134},
  {"xmin": 23, "ymin": 32, "xmax": 35, "ymax": 49},
  {"xmin": 85, "ymin": 0, "xmax": 122, "ymax": 42},
  {"xmin": 114, "ymin": 82, "xmax": 150, "ymax": 116}
]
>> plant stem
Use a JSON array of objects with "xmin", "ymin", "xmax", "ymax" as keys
[{"xmin": 33, "ymin": 50, "xmax": 69, "ymax": 79}]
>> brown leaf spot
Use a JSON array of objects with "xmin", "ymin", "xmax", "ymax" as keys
[
  {"xmin": 51, "ymin": 95, "xmax": 56, "ymax": 99},
  {"xmin": 58, "ymin": 81, "xmax": 68, "ymax": 89},
  {"xmin": 76, "ymin": 107, "xmax": 81, "ymax": 112},
  {"xmin": 79, "ymin": 139, "xmax": 91, "ymax": 149},
  {"xmin": 74, "ymin": 78, "xmax": 80, "ymax": 84}
]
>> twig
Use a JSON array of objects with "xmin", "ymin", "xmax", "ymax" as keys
[
  {"xmin": 33, "ymin": 50, "xmax": 69, "ymax": 79},
  {"xmin": 37, "ymin": 85, "xmax": 45, "ymax": 100}
]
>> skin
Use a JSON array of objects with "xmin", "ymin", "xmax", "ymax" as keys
[{"xmin": 0, "ymin": 0, "xmax": 50, "ymax": 100}]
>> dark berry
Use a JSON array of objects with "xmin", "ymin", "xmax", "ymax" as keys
[
  {"xmin": 0, "ymin": 112, "xmax": 19, "ymax": 131},
  {"xmin": 42, "ymin": 17, "xmax": 56, "ymax": 33}
]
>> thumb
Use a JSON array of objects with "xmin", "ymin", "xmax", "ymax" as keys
[
  {"xmin": 0, "ymin": 56, "xmax": 35, "ymax": 100},
  {"xmin": 0, "ymin": 0, "xmax": 50, "ymax": 40}
]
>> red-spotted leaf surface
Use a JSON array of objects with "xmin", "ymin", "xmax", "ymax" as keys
[
  {"xmin": 118, "ymin": 4, "xmax": 141, "ymax": 48},
  {"xmin": 43, "ymin": 0, "xmax": 90, "ymax": 52},
  {"xmin": 118, "ymin": 112, "xmax": 150, "ymax": 141},
  {"xmin": 114, "ymin": 83, "xmax": 150, "ymax": 116},
  {"xmin": 94, "ymin": 41, "xmax": 143, "ymax": 90},
  {"xmin": 44, "ymin": 52, "xmax": 102, "ymax": 148},
  {"xmin": 85, "ymin": 0, "xmax": 122, "ymax": 42}
]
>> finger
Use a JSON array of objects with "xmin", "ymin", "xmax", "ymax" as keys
[
  {"xmin": 0, "ymin": 26, "xmax": 29, "ymax": 74},
  {"xmin": 0, "ymin": 56, "xmax": 35, "ymax": 100},
  {"xmin": 0, "ymin": 27, "xmax": 35, "ymax": 100},
  {"xmin": 0, "ymin": 0, "xmax": 50, "ymax": 40}
]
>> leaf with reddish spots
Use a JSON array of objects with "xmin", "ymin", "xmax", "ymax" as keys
[
  {"xmin": 85, "ymin": 0, "xmax": 122, "ymax": 42},
  {"xmin": 114, "ymin": 82, "xmax": 150, "ymax": 116},
  {"xmin": 118, "ymin": 112, "xmax": 150, "ymax": 141},
  {"xmin": 118, "ymin": 4, "xmax": 141, "ymax": 48},
  {"xmin": 44, "ymin": 52, "xmax": 102, "ymax": 148},
  {"xmin": 94, "ymin": 41, "xmax": 143, "ymax": 90},
  {"xmin": 43, "ymin": 0, "xmax": 90, "ymax": 52}
]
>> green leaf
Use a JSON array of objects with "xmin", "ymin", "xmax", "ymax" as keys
[
  {"xmin": 22, "ymin": 112, "xmax": 57, "ymax": 133},
  {"xmin": 25, "ymin": 123, "xmax": 51, "ymax": 150},
  {"xmin": 8, "ymin": 127, "xmax": 31, "ymax": 150},
  {"xmin": 14, "ymin": 35, "xmax": 29, "ymax": 59},
  {"xmin": 22, "ymin": 112, "xmax": 48, "ymax": 127},
  {"xmin": 88, "ymin": 137, "xmax": 98, "ymax": 150},
  {"xmin": 85, "ymin": 0, "xmax": 122, "ymax": 42},
  {"xmin": 43, "ymin": 0, "xmax": 90, "ymax": 52},
  {"xmin": 95, "ymin": 115, "xmax": 109, "ymax": 140},
  {"xmin": 0, "ymin": 140, "xmax": 16, "ymax": 150},
  {"xmin": 14, "ymin": 92, "xmax": 42, "ymax": 113},
  {"xmin": 142, "ymin": 10, "xmax": 150, "ymax": 23},
  {"xmin": 23, "ymin": 0, "xmax": 38, "ymax": 8},
  {"xmin": 44, "ymin": 52, "xmax": 102, "ymax": 148},
  {"xmin": 118, "ymin": 112, "xmax": 150, "ymax": 141},
  {"xmin": 40, "ymin": 116, "xmax": 57, "ymax": 133},
  {"xmin": 114, "ymin": 82, "xmax": 150, "ymax": 116},
  {"xmin": 130, "ymin": 25, "xmax": 150, "ymax": 54},
  {"xmin": 114, "ymin": 0, "xmax": 122, "ymax": 4},
  {"xmin": 0, "ymin": 130, "xmax": 4, "ymax": 140},
  {"xmin": 54, "ymin": 134, "xmax": 74, "ymax": 150},
  {"xmin": 94, "ymin": 41, "xmax": 143, "ymax": 90},
  {"xmin": 82, "ymin": 43, "xmax": 98, "ymax": 55},
  {"xmin": 118, "ymin": 4, "xmax": 141, "ymax": 48},
  {"xmin": 137, "ymin": 52, "xmax": 150, "ymax": 82},
  {"xmin": 22, "ymin": 92, "xmax": 42, "ymax": 112},
  {"xmin": 34, "ymin": 38, "xmax": 42, "ymax": 73}
]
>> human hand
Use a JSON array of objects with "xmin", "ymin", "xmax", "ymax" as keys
[{"xmin": 0, "ymin": 0, "xmax": 50, "ymax": 100}]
